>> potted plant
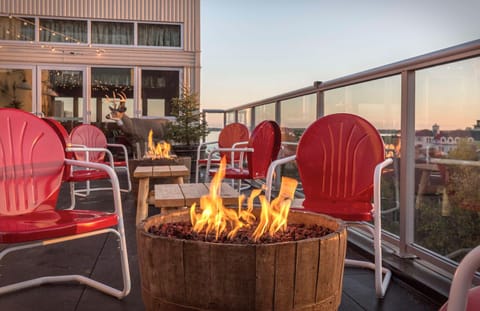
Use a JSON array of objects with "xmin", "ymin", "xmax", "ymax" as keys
[{"xmin": 165, "ymin": 87, "xmax": 209, "ymax": 180}]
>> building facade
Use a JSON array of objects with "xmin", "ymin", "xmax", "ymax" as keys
[{"xmin": 0, "ymin": 0, "xmax": 200, "ymax": 131}]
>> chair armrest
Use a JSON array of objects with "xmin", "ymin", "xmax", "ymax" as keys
[
  {"xmin": 231, "ymin": 141, "xmax": 248, "ymax": 148},
  {"xmin": 66, "ymin": 147, "xmax": 115, "ymax": 167},
  {"xmin": 230, "ymin": 141, "xmax": 249, "ymax": 167},
  {"xmin": 106, "ymin": 143, "xmax": 130, "ymax": 163},
  {"xmin": 265, "ymin": 155, "xmax": 297, "ymax": 201},
  {"xmin": 64, "ymin": 159, "xmax": 123, "ymax": 216},
  {"xmin": 68, "ymin": 143, "xmax": 88, "ymax": 148}
]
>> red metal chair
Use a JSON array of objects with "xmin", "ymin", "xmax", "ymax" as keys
[
  {"xmin": 265, "ymin": 113, "xmax": 393, "ymax": 298},
  {"xmin": 43, "ymin": 118, "xmax": 112, "ymax": 210},
  {"xmin": 439, "ymin": 245, "xmax": 480, "ymax": 311},
  {"xmin": 0, "ymin": 108, "xmax": 130, "ymax": 298},
  {"xmin": 70, "ymin": 124, "xmax": 131, "ymax": 194},
  {"xmin": 195, "ymin": 122, "xmax": 250, "ymax": 182},
  {"xmin": 206, "ymin": 120, "xmax": 281, "ymax": 190}
]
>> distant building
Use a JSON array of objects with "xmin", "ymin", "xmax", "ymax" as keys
[{"xmin": 415, "ymin": 123, "xmax": 476, "ymax": 156}]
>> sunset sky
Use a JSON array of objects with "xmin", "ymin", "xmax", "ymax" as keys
[{"xmin": 200, "ymin": 0, "xmax": 480, "ymax": 112}]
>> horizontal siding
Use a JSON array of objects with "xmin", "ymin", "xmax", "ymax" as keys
[
  {"xmin": 0, "ymin": 47, "xmax": 196, "ymax": 67},
  {"xmin": 0, "ymin": 0, "xmax": 199, "ymax": 51},
  {"xmin": 0, "ymin": 0, "xmax": 195, "ymax": 21}
]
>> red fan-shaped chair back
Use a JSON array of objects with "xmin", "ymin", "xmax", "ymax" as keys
[
  {"xmin": 0, "ymin": 109, "xmax": 64, "ymax": 216},
  {"xmin": 70, "ymin": 124, "xmax": 107, "ymax": 162},
  {"xmin": 218, "ymin": 123, "xmax": 250, "ymax": 162},
  {"xmin": 297, "ymin": 113, "xmax": 385, "ymax": 213},
  {"xmin": 246, "ymin": 120, "xmax": 281, "ymax": 179}
]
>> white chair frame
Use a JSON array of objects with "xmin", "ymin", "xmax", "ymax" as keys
[
  {"xmin": 443, "ymin": 245, "xmax": 480, "ymax": 311},
  {"xmin": 0, "ymin": 160, "xmax": 131, "ymax": 299},
  {"xmin": 196, "ymin": 140, "xmax": 248, "ymax": 183},
  {"xmin": 66, "ymin": 145, "xmax": 131, "ymax": 209},
  {"xmin": 205, "ymin": 146, "xmax": 253, "ymax": 190}
]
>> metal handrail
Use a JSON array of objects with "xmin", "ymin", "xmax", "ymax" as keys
[{"xmin": 210, "ymin": 39, "xmax": 480, "ymax": 113}]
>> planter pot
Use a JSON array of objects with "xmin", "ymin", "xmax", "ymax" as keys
[{"xmin": 137, "ymin": 210, "xmax": 347, "ymax": 311}]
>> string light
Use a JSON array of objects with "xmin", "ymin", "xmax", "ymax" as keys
[{"xmin": 4, "ymin": 15, "xmax": 105, "ymax": 56}]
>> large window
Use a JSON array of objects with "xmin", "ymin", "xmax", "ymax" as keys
[
  {"xmin": 91, "ymin": 67, "xmax": 134, "ymax": 124},
  {"xmin": 6, "ymin": 15, "xmax": 183, "ymax": 49},
  {"xmin": 138, "ymin": 23, "xmax": 181, "ymax": 47},
  {"xmin": 141, "ymin": 69, "xmax": 180, "ymax": 117},
  {"xmin": 39, "ymin": 18, "xmax": 87, "ymax": 43},
  {"xmin": 41, "ymin": 69, "xmax": 84, "ymax": 132},
  {"xmin": 0, "ymin": 16, "xmax": 34, "ymax": 41},
  {"xmin": 91, "ymin": 21, "xmax": 134, "ymax": 45},
  {"xmin": 0, "ymin": 68, "xmax": 32, "ymax": 111}
]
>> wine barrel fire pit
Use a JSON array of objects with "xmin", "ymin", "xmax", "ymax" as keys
[{"xmin": 137, "ymin": 209, "xmax": 347, "ymax": 311}]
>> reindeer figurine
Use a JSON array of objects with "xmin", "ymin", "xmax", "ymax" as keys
[{"xmin": 105, "ymin": 91, "xmax": 172, "ymax": 158}]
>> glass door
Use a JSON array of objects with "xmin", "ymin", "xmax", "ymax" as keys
[{"xmin": 39, "ymin": 67, "xmax": 85, "ymax": 132}]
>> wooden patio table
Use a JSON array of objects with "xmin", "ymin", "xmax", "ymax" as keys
[
  {"xmin": 154, "ymin": 182, "xmax": 240, "ymax": 214},
  {"xmin": 134, "ymin": 165, "xmax": 189, "ymax": 224}
]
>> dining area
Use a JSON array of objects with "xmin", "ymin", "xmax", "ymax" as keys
[{"xmin": 0, "ymin": 108, "xmax": 442, "ymax": 310}]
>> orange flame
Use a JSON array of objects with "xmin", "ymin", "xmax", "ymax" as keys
[
  {"xmin": 146, "ymin": 129, "xmax": 171, "ymax": 159},
  {"xmin": 190, "ymin": 157, "xmax": 298, "ymax": 242}
]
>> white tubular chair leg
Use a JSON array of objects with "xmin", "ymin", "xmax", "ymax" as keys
[
  {"xmin": 106, "ymin": 143, "xmax": 131, "ymax": 193},
  {"xmin": 195, "ymin": 142, "xmax": 204, "ymax": 183},
  {"xmin": 196, "ymin": 141, "xmax": 218, "ymax": 183},
  {"xmin": 344, "ymin": 223, "xmax": 391, "ymax": 299},
  {"xmin": 68, "ymin": 181, "xmax": 76, "ymax": 210},
  {"xmin": 374, "ymin": 158, "xmax": 393, "ymax": 298},
  {"xmin": 345, "ymin": 158, "xmax": 393, "ymax": 298}
]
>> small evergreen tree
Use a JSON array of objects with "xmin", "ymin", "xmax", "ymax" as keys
[{"xmin": 165, "ymin": 87, "xmax": 209, "ymax": 146}]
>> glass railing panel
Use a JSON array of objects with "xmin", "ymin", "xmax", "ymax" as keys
[
  {"xmin": 238, "ymin": 108, "xmax": 252, "ymax": 129},
  {"xmin": 415, "ymin": 56, "xmax": 480, "ymax": 263},
  {"xmin": 280, "ymin": 94, "xmax": 316, "ymax": 138},
  {"xmin": 204, "ymin": 112, "xmax": 224, "ymax": 147},
  {"xmin": 325, "ymin": 76, "xmax": 401, "ymax": 236},
  {"xmin": 276, "ymin": 94, "xmax": 316, "ymax": 184},
  {"xmin": 226, "ymin": 111, "xmax": 236, "ymax": 124},
  {"xmin": 254, "ymin": 102, "xmax": 275, "ymax": 125}
]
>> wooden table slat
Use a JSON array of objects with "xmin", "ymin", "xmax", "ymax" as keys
[
  {"xmin": 155, "ymin": 183, "xmax": 240, "ymax": 210},
  {"xmin": 133, "ymin": 166, "xmax": 154, "ymax": 178},
  {"xmin": 154, "ymin": 184, "xmax": 185, "ymax": 208},
  {"xmin": 169, "ymin": 165, "xmax": 190, "ymax": 176},
  {"xmin": 153, "ymin": 166, "xmax": 172, "ymax": 177},
  {"xmin": 180, "ymin": 183, "xmax": 210, "ymax": 207}
]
